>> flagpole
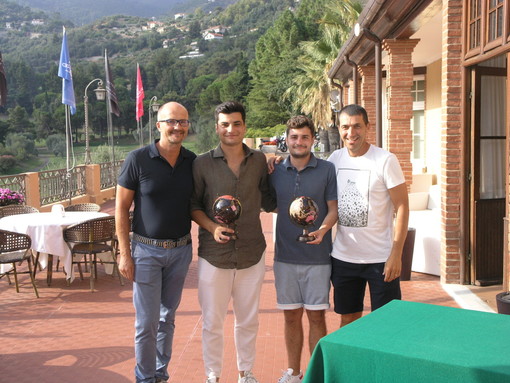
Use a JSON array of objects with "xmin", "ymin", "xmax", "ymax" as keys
[
  {"xmin": 65, "ymin": 104, "xmax": 73, "ymax": 206},
  {"xmin": 106, "ymin": 87, "xmax": 115, "ymax": 184},
  {"xmin": 0, "ymin": 51, "xmax": 7, "ymax": 107},
  {"xmin": 105, "ymin": 49, "xmax": 116, "ymax": 186},
  {"xmin": 59, "ymin": 26, "xmax": 76, "ymax": 206},
  {"xmin": 138, "ymin": 119, "xmax": 143, "ymax": 148}
]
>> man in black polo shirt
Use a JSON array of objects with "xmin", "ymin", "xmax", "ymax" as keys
[{"xmin": 116, "ymin": 101, "xmax": 196, "ymax": 383}]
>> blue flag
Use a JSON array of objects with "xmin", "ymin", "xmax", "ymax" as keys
[{"xmin": 58, "ymin": 26, "xmax": 76, "ymax": 114}]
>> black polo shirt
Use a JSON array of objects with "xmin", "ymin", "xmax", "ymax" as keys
[{"xmin": 118, "ymin": 140, "xmax": 196, "ymax": 239}]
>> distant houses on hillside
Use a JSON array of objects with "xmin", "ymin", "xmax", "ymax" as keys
[
  {"xmin": 203, "ymin": 32, "xmax": 223, "ymax": 40},
  {"xmin": 179, "ymin": 48, "xmax": 204, "ymax": 59},
  {"xmin": 141, "ymin": 20, "xmax": 165, "ymax": 33},
  {"xmin": 5, "ymin": 19, "xmax": 45, "ymax": 30},
  {"xmin": 201, "ymin": 25, "xmax": 228, "ymax": 40}
]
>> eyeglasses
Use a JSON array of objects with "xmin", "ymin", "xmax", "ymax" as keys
[{"xmin": 157, "ymin": 119, "xmax": 190, "ymax": 127}]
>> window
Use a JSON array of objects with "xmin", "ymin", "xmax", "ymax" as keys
[
  {"xmin": 466, "ymin": 0, "xmax": 506, "ymax": 55},
  {"xmin": 412, "ymin": 110, "xmax": 425, "ymax": 161},
  {"xmin": 411, "ymin": 79, "xmax": 426, "ymax": 169},
  {"xmin": 487, "ymin": 0, "xmax": 504, "ymax": 42},
  {"xmin": 469, "ymin": 0, "xmax": 482, "ymax": 50}
]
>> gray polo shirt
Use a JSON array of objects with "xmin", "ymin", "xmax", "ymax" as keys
[
  {"xmin": 191, "ymin": 144, "xmax": 275, "ymax": 269},
  {"xmin": 269, "ymin": 154, "xmax": 337, "ymax": 265}
]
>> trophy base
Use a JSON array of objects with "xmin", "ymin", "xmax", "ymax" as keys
[
  {"xmin": 222, "ymin": 231, "xmax": 238, "ymax": 241},
  {"xmin": 297, "ymin": 234, "xmax": 315, "ymax": 242}
]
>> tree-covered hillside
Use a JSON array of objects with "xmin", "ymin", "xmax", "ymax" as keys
[
  {"xmin": 0, "ymin": 0, "xmax": 361, "ymax": 173},
  {"xmin": 13, "ymin": 0, "xmax": 239, "ymax": 26}
]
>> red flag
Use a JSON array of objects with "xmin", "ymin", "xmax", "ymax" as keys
[
  {"xmin": 136, "ymin": 63, "xmax": 144, "ymax": 122},
  {"xmin": 0, "ymin": 51, "xmax": 7, "ymax": 107}
]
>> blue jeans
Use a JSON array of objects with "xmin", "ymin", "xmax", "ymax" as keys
[{"xmin": 132, "ymin": 240, "xmax": 192, "ymax": 383}]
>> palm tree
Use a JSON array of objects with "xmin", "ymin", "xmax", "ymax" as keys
[{"xmin": 285, "ymin": 0, "xmax": 362, "ymax": 129}]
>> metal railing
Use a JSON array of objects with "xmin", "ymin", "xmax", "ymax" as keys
[
  {"xmin": 39, "ymin": 166, "xmax": 87, "ymax": 205},
  {"xmin": 0, "ymin": 160, "xmax": 123, "ymax": 208},
  {"xmin": 0, "ymin": 174, "xmax": 26, "ymax": 195},
  {"xmin": 100, "ymin": 160, "xmax": 124, "ymax": 189}
]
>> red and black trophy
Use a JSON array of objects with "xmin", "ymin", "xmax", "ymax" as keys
[
  {"xmin": 289, "ymin": 196, "xmax": 319, "ymax": 242},
  {"xmin": 213, "ymin": 195, "xmax": 242, "ymax": 240}
]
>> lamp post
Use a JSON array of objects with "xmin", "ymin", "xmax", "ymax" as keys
[
  {"xmin": 83, "ymin": 79, "xmax": 106, "ymax": 164},
  {"xmin": 148, "ymin": 96, "xmax": 160, "ymax": 143}
]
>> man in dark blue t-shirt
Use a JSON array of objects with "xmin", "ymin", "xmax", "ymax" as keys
[{"xmin": 116, "ymin": 101, "xmax": 196, "ymax": 383}]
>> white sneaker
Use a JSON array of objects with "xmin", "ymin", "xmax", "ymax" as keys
[
  {"xmin": 206, "ymin": 372, "xmax": 218, "ymax": 383},
  {"xmin": 238, "ymin": 370, "xmax": 259, "ymax": 383},
  {"xmin": 277, "ymin": 368, "xmax": 303, "ymax": 383}
]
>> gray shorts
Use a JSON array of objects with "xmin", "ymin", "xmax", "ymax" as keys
[{"xmin": 273, "ymin": 260, "xmax": 331, "ymax": 310}]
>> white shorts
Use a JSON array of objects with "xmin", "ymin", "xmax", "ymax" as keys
[{"xmin": 273, "ymin": 260, "xmax": 331, "ymax": 310}]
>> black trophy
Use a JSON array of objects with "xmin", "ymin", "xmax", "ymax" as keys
[
  {"xmin": 213, "ymin": 195, "xmax": 242, "ymax": 240},
  {"xmin": 289, "ymin": 196, "xmax": 319, "ymax": 242}
]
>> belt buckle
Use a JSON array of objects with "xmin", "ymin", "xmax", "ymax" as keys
[{"xmin": 163, "ymin": 241, "xmax": 170, "ymax": 249}]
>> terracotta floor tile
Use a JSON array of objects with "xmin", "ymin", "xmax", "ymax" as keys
[{"xmin": 0, "ymin": 200, "xmax": 490, "ymax": 383}]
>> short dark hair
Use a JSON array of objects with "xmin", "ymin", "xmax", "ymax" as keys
[
  {"xmin": 285, "ymin": 115, "xmax": 315, "ymax": 137},
  {"xmin": 215, "ymin": 101, "xmax": 246, "ymax": 124},
  {"xmin": 339, "ymin": 104, "xmax": 369, "ymax": 125}
]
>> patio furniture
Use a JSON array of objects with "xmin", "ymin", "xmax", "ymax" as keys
[
  {"xmin": 0, "ymin": 205, "xmax": 41, "ymax": 273},
  {"xmin": 0, "ymin": 211, "xmax": 108, "ymax": 285},
  {"xmin": 56, "ymin": 203, "xmax": 101, "ymax": 271},
  {"xmin": 63, "ymin": 216, "xmax": 123, "ymax": 292},
  {"xmin": 0, "ymin": 205, "xmax": 39, "ymax": 218},
  {"xmin": 303, "ymin": 300, "xmax": 510, "ymax": 383},
  {"xmin": 65, "ymin": 203, "xmax": 101, "ymax": 212},
  {"xmin": 0, "ymin": 229, "xmax": 39, "ymax": 298}
]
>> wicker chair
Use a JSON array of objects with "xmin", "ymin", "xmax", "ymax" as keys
[
  {"xmin": 0, "ymin": 229, "xmax": 39, "ymax": 298},
  {"xmin": 57, "ymin": 202, "xmax": 100, "ymax": 273},
  {"xmin": 0, "ymin": 205, "xmax": 39, "ymax": 218},
  {"xmin": 63, "ymin": 216, "xmax": 123, "ymax": 291},
  {"xmin": 65, "ymin": 203, "xmax": 101, "ymax": 212}
]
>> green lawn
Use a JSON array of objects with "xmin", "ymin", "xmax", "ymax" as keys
[{"xmin": 1, "ymin": 133, "xmax": 199, "ymax": 176}]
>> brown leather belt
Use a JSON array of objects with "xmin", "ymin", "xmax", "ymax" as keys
[{"xmin": 132, "ymin": 233, "xmax": 191, "ymax": 249}]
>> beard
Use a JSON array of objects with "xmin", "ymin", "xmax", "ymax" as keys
[{"xmin": 290, "ymin": 148, "xmax": 311, "ymax": 159}]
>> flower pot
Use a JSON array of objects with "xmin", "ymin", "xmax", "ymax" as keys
[{"xmin": 496, "ymin": 292, "xmax": 510, "ymax": 315}]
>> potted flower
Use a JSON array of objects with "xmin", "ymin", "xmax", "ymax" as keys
[{"xmin": 0, "ymin": 188, "xmax": 25, "ymax": 206}]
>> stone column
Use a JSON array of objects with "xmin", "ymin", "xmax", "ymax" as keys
[
  {"xmin": 24, "ymin": 172, "xmax": 41, "ymax": 210},
  {"xmin": 85, "ymin": 164, "xmax": 102, "ymax": 204}
]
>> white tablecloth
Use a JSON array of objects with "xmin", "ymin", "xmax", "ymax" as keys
[{"xmin": 0, "ymin": 211, "xmax": 110, "ymax": 281}]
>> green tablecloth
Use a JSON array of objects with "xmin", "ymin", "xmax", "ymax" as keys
[{"xmin": 303, "ymin": 300, "xmax": 510, "ymax": 383}]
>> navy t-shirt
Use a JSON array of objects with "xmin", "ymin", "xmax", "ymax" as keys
[
  {"xmin": 269, "ymin": 155, "xmax": 337, "ymax": 265},
  {"xmin": 117, "ymin": 140, "xmax": 196, "ymax": 239}
]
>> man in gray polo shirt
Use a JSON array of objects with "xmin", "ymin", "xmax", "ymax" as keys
[{"xmin": 269, "ymin": 115, "xmax": 337, "ymax": 383}]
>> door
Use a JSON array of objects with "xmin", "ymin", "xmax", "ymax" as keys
[{"xmin": 469, "ymin": 63, "xmax": 506, "ymax": 285}]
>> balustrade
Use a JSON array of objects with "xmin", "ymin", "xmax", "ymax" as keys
[{"xmin": 0, "ymin": 160, "xmax": 123, "ymax": 211}]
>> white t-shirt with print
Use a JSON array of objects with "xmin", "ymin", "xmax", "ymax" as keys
[{"xmin": 328, "ymin": 145, "xmax": 405, "ymax": 264}]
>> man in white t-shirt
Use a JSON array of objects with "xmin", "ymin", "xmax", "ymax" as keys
[{"xmin": 328, "ymin": 104, "xmax": 409, "ymax": 327}]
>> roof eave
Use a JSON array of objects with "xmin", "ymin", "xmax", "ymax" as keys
[{"xmin": 328, "ymin": 0, "xmax": 441, "ymax": 82}]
